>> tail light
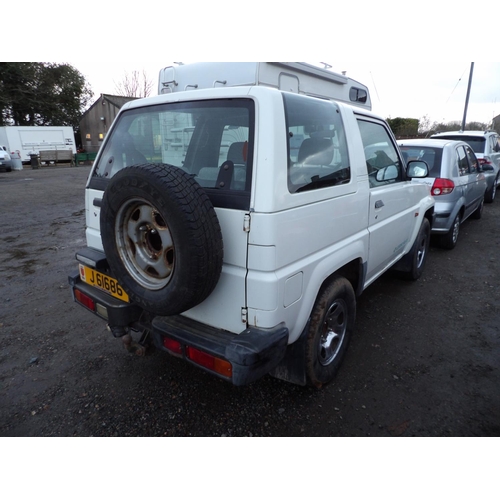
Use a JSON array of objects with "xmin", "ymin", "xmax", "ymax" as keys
[
  {"xmin": 163, "ymin": 337, "xmax": 183, "ymax": 356},
  {"xmin": 478, "ymin": 157, "xmax": 492, "ymax": 167},
  {"xmin": 431, "ymin": 178, "xmax": 454, "ymax": 196},
  {"xmin": 186, "ymin": 346, "xmax": 233, "ymax": 378},
  {"xmin": 161, "ymin": 336, "xmax": 233, "ymax": 378},
  {"xmin": 74, "ymin": 289, "xmax": 96, "ymax": 311}
]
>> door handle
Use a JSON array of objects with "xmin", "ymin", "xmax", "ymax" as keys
[{"xmin": 375, "ymin": 200, "xmax": 384, "ymax": 209}]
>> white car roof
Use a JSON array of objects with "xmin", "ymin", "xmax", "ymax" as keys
[
  {"xmin": 431, "ymin": 130, "xmax": 496, "ymax": 138},
  {"xmin": 397, "ymin": 138, "xmax": 466, "ymax": 149}
]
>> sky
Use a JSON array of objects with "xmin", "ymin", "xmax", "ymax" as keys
[
  {"xmin": 6, "ymin": 2, "xmax": 498, "ymax": 127},
  {"xmin": 72, "ymin": 60, "xmax": 500, "ymax": 127}
]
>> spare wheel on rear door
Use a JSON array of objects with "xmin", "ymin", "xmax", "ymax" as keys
[{"xmin": 100, "ymin": 163, "xmax": 224, "ymax": 316}]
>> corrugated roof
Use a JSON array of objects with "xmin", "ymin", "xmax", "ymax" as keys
[{"xmin": 80, "ymin": 94, "xmax": 139, "ymax": 119}]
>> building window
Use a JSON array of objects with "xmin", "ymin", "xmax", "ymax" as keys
[
  {"xmin": 99, "ymin": 133, "xmax": 104, "ymax": 141},
  {"xmin": 86, "ymin": 133, "xmax": 91, "ymax": 140}
]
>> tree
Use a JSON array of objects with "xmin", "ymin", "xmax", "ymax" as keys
[
  {"xmin": 0, "ymin": 62, "xmax": 93, "ymax": 127},
  {"xmin": 114, "ymin": 70, "xmax": 153, "ymax": 98},
  {"xmin": 387, "ymin": 117, "xmax": 419, "ymax": 138},
  {"xmin": 421, "ymin": 119, "xmax": 491, "ymax": 136}
]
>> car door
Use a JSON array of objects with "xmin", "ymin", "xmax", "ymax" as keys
[
  {"xmin": 489, "ymin": 134, "xmax": 500, "ymax": 170},
  {"xmin": 457, "ymin": 145, "xmax": 481, "ymax": 219},
  {"xmin": 357, "ymin": 118, "xmax": 417, "ymax": 283},
  {"xmin": 464, "ymin": 145, "xmax": 485, "ymax": 213}
]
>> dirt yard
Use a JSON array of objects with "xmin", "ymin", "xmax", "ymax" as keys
[{"xmin": 0, "ymin": 166, "xmax": 499, "ymax": 437}]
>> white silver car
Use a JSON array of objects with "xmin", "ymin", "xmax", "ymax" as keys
[
  {"xmin": 430, "ymin": 130, "xmax": 500, "ymax": 203},
  {"xmin": 399, "ymin": 138, "xmax": 487, "ymax": 249}
]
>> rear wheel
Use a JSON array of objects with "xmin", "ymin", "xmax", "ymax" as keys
[
  {"xmin": 439, "ymin": 213, "xmax": 461, "ymax": 250},
  {"xmin": 471, "ymin": 197, "xmax": 484, "ymax": 220},
  {"xmin": 485, "ymin": 176, "xmax": 497, "ymax": 203},
  {"xmin": 305, "ymin": 276, "xmax": 356, "ymax": 388}
]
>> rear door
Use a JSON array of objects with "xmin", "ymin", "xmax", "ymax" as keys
[
  {"xmin": 489, "ymin": 134, "xmax": 500, "ymax": 169},
  {"xmin": 459, "ymin": 145, "xmax": 484, "ymax": 218},
  {"xmin": 357, "ymin": 118, "xmax": 418, "ymax": 283}
]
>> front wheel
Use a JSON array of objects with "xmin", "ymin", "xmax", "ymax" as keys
[{"xmin": 305, "ymin": 276, "xmax": 356, "ymax": 388}]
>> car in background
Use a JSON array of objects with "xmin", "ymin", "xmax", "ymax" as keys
[
  {"xmin": 430, "ymin": 130, "xmax": 500, "ymax": 203},
  {"xmin": 398, "ymin": 138, "xmax": 487, "ymax": 249},
  {"xmin": 0, "ymin": 146, "xmax": 11, "ymax": 172}
]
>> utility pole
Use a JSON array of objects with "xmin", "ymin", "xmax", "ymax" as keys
[{"xmin": 461, "ymin": 62, "xmax": 474, "ymax": 131}]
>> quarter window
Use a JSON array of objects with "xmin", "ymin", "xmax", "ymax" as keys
[
  {"xmin": 465, "ymin": 146, "xmax": 478, "ymax": 173},
  {"xmin": 283, "ymin": 92, "xmax": 350, "ymax": 193},
  {"xmin": 457, "ymin": 146, "xmax": 469, "ymax": 176}
]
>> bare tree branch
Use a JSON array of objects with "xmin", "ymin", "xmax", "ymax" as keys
[{"xmin": 114, "ymin": 70, "xmax": 153, "ymax": 98}]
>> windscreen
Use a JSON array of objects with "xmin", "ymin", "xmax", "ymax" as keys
[{"xmin": 399, "ymin": 146, "xmax": 443, "ymax": 176}]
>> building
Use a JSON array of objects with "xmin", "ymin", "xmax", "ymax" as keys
[
  {"xmin": 493, "ymin": 114, "xmax": 500, "ymax": 135},
  {"xmin": 79, "ymin": 94, "xmax": 138, "ymax": 153}
]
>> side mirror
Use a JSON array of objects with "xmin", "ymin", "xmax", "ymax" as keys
[
  {"xmin": 376, "ymin": 164, "xmax": 398, "ymax": 182},
  {"xmin": 407, "ymin": 160, "xmax": 429, "ymax": 178}
]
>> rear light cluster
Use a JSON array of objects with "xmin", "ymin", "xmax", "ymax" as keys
[
  {"xmin": 162, "ymin": 337, "xmax": 233, "ymax": 379},
  {"xmin": 478, "ymin": 157, "xmax": 492, "ymax": 167},
  {"xmin": 73, "ymin": 289, "xmax": 108, "ymax": 319},
  {"xmin": 431, "ymin": 178, "xmax": 454, "ymax": 196},
  {"xmin": 74, "ymin": 289, "xmax": 95, "ymax": 311}
]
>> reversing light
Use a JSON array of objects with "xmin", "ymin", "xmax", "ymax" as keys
[
  {"xmin": 74, "ymin": 289, "xmax": 95, "ymax": 311},
  {"xmin": 186, "ymin": 346, "xmax": 232, "ymax": 378},
  {"xmin": 95, "ymin": 303, "xmax": 108, "ymax": 319}
]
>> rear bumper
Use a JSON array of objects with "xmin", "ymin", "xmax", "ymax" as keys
[
  {"xmin": 69, "ymin": 248, "xmax": 289, "ymax": 386},
  {"xmin": 152, "ymin": 315, "xmax": 288, "ymax": 386},
  {"xmin": 68, "ymin": 271, "xmax": 142, "ymax": 326},
  {"xmin": 431, "ymin": 200, "xmax": 459, "ymax": 233}
]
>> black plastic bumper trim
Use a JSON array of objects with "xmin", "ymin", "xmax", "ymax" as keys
[
  {"xmin": 152, "ymin": 315, "xmax": 289, "ymax": 386},
  {"xmin": 70, "ymin": 274, "xmax": 142, "ymax": 326},
  {"xmin": 75, "ymin": 247, "xmax": 108, "ymax": 271}
]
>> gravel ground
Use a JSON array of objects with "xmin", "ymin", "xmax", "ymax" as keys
[{"xmin": 0, "ymin": 165, "xmax": 499, "ymax": 437}]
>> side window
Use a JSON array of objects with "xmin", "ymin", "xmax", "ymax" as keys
[
  {"xmin": 465, "ymin": 146, "xmax": 478, "ymax": 173},
  {"xmin": 283, "ymin": 93, "xmax": 350, "ymax": 193},
  {"xmin": 357, "ymin": 119, "xmax": 403, "ymax": 188},
  {"xmin": 457, "ymin": 146, "xmax": 469, "ymax": 176},
  {"xmin": 491, "ymin": 135, "xmax": 500, "ymax": 153}
]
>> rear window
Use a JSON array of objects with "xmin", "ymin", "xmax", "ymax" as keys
[
  {"xmin": 91, "ymin": 99, "xmax": 255, "ymax": 210},
  {"xmin": 439, "ymin": 135, "xmax": 485, "ymax": 154},
  {"xmin": 399, "ymin": 146, "xmax": 443, "ymax": 177}
]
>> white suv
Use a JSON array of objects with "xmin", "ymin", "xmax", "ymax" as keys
[
  {"xmin": 69, "ymin": 63, "xmax": 435, "ymax": 388},
  {"xmin": 431, "ymin": 130, "xmax": 500, "ymax": 202}
]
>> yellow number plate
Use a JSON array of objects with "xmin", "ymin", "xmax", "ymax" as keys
[{"xmin": 79, "ymin": 264, "xmax": 129, "ymax": 302}]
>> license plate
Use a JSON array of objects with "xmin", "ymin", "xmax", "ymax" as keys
[{"xmin": 79, "ymin": 264, "xmax": 129, "ymax": 302}]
